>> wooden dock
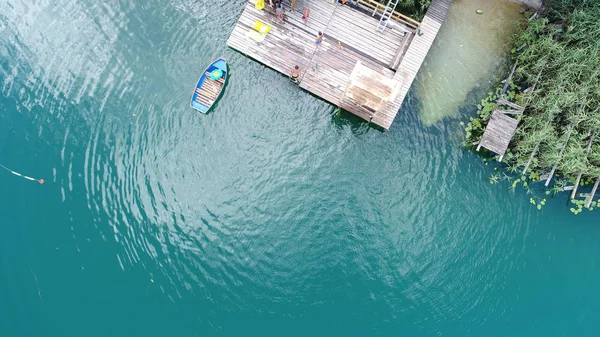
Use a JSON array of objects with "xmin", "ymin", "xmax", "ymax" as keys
[
  {"xmin": 226, "ymin": 0, "xmax": 451, "ymax": 129},
  {"xmin": 477, "ymin": 111, "xmax": 520, "ymax": 161},
  {"xmin": 476, "ymin": 62, "xmax": 526, "ymax": 161}
]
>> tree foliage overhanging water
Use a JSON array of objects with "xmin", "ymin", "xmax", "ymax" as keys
[
  {"xmin": 372, "ymin": 0, "xmax": 431, "ymax": 21},
  {"xmin": 394, "ymin": 0, "xmax": 431, "ymax": 20}
]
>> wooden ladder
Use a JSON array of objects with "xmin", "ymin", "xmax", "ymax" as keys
[{"xmin": 376, "ymin": 0, "xmax": 399, "ymax": 33}]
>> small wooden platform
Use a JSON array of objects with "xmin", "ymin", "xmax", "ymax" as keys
[
  {"xmin": 477, "ymin": 111, "xmax": 520, "ymax": 160},
  {"xmin": 476, "ymin": 62, "xmax": 525, "ymax": 161},
  {"xmin": 226, "ymin": 0, "xmax": 451, "ymax": 129}
]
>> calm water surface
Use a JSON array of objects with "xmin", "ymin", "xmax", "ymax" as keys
[{"xmin": 1, "ymin": 0, "xmax": 599, "ymax": 336}]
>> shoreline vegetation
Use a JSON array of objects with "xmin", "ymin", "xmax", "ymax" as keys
[
  {"xmin": 465, "ymin": 0, "xmax": 600, "ymax": 213},
  {"xmin": 392, "ymin": 0, "xmax": 431, "ymax": 21},
  {"xmin": 380, "ymin": 0, "xmax": 541, "ymax": 22},
  {"xmin": 371, "ymin": 0, "xmax": 431, "ymax": 21}
]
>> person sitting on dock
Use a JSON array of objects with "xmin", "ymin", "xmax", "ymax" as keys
[
  {"xmin": 315, "ymin": 31, "xmax": 323, "ymax": 47},
  {"xmin": 302, "ymin": 8, "xmax": 310, "ymax": 24},
  {"xmin": 337, "ymin": 0, "xmax": 347, "ymax": 5},
  {"xmin": 290, "ymin": 65, "xmax": 301, "ymax": 83}
]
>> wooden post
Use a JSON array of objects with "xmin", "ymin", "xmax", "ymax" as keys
[
  {"xmin": 585, "ymin": 177, "xmax": 600, "ymax": 208},
  {"xmin": 572, "ymin": 174, "xmax": 583, "ymax": 199},
  {"xmin": 545, "ymin": 124, "xmax": 573, "ymax": 187},
  {"xmin": 521, "ymin": 143, "xmax": 539, "ymax": 175},
  {"xmin": 571, "ymin": 133, "xmax": 594, "ymax": 199},
  {"xmin": 501, "ymin": 61, "xmax": 518, "ymax": 97},
  {"xmin": 518, "ymin": 71, "xmax": 545, "ymax": 176},
  {"xmin": 390, "ymin": 32, "xmax": 413, "ymax": 70}
]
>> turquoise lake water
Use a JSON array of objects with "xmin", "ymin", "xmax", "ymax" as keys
[{"xmin": 1, "ymin": 0, "xmax": 599, "ymax": 336}]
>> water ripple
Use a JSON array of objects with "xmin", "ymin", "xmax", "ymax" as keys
[{"xmin": 0, "ymin": 0, "xmax": 545, "ymax": 334}]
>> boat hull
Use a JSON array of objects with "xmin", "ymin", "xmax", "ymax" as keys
[{"xmin": 190, "ymin": 58, "xmax": 228, "ymax": 113}]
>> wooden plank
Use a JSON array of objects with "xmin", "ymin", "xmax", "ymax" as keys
[
  {"xmin": 500, "ymin": 61, "xmax": 518, "ymax": 96},
  {"xmin": 227, "ymin": 0, "xmax": 451, "ymax": 129},
  {"xmin": 545, "ymin": 124, "xmax": 574, "ymax": 187},
  {"xmin": 324, "ymin": 7, "xmax": 405, "ymax": 65},
  {"xmin": 497, "ymin": 97, "xmax": 524, "ymax": 111},
  {"xmin": 571, "ymin": 133, "xmax": 595, "ymax": 199},
  {"xmin": 339, "ymin": 100, "xmax": 375, "ymax": 121},
  {"xmin": 586, "ymin": 177, "xmax": 600, "ymax": 208},
  {"xmin": 521, "ymin": 142, "xmax": 540, "ymax": 175},
  {"xmin": 478, "ymin": 111, "xmax": 519, "ymax": 155},
  {"xmin": 227, "ymin": 26, "xmax": 312, "ymax": 74},
  {"xmin": 497, "ymin": 109, "xmax": 522, "ymax": 115},
  {"xmin": 390, "ymin": 32, "xmax": 414, "ymax": 69}
]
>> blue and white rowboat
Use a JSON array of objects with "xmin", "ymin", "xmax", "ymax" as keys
[{"xmin": 190, "ymin": 58, "xmax": 228, "ymax": 113}]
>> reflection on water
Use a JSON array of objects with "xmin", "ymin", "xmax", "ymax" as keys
[{"xmin": 416, "ymin": 0, "xmax": 524, "ymax": 125}]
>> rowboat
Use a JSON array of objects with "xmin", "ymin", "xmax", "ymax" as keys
[{"xmin": 190, "ymin": 58, "xmax": 228, "ymax": 113}]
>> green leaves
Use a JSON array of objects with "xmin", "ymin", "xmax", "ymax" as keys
[
  {"xmin": 385, "ymin": 0, "xmax": 432, "ymax": 21},
  {"xmin": 511, "ymin": 178, "xmax": 521, "ymax": 191},
  {"xmin": 529, "ymin": 195, "xmax": 547, "ymax": 211},
  {"xmin": 489, "ymin": 174, "xmax": 500, "ymax": 185},
  {"xmin": 465, "ymin": 2, "xmax": 600, "ymax": 214},
  {"xmin": 529, "ymin": 171, "xmax": 540, "ymax": 181},
  {"xmin": 570, "ymin": 199, "xmax": 586, "ymax": 214}
]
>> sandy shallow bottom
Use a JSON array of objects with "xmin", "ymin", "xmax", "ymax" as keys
[{"xmin": 415, "ymin": 0, "xmax": 524, "ymax": 126}]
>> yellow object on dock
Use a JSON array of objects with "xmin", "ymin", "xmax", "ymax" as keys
[
  {"xmin": 253, "ymin": 21, "xmax": 271, "ymax": 34},
  {"xmin": 227, "ymin": 0, "xmax": 452, "ymax": 130},
  {"xmin": 255, "ymin": 0, "xmax": 265, "ymax": 10}
]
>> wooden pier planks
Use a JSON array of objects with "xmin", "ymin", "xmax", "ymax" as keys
[
  {"xmin": 371, "ymin": 0, "xmax": 452, "ymax": 129},
  {"xmin": 477, "ymin": 111, "xmax": 520, "ymax": 160},
  {"xmin": 325, "ymin": 5, "xmax": 405, "ymax": 66},
  {"xmin": 227, "ymin": 0, "xmax": 451, "ymax": 129},
  {"xmin": 227, "ymin": 2, "xmax": 315, "ymax": 74}
]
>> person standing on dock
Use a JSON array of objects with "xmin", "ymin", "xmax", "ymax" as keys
[
  {"xmin": 275, "ymin": 3, "xmax": 285, "ymax": 23},
  {"xmin": 302, "ymin": 8, "xmax": 310, "ymax": 24},
  {"xmin": 290, "ymin": 65, "xmax": 301, "ymax": 83},
  {"xmin": 315, "ymin": 31, "xmax": 323, "ymax": 47}
]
